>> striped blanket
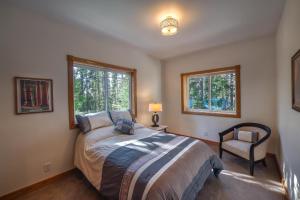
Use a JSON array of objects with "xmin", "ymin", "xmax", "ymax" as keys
[
  {"xmin": 99, "ymin": 132, "xmax": 223, "ymax": 200},
  {"xmin": 74, "ymin": 126, "xmax": 223, "ymax": 200}
]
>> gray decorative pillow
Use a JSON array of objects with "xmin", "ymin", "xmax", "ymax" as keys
[
  {"xmin": 109, "ymin": 110, "xmax": 133, "ymax": 124},
  {"xmin": 76, "ymin": 115, "xmax": 91, "ymax": 133},
  {"xmin": 115, "ymin": 119, "xmax": 134, "ymax": 135}
]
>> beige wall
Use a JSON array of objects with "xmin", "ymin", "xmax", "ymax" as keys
[
  {"xmin": 2, "ymin": 0, "xmax": 299, "ymax": 198},
  {"xmin": 0, "ymin": 3, "xmax": 162, "ymax": 196},
  {"xmin": 163, "ymin": 36, "xmax": 278, "ymax": 153},
  {"xmin": 276, "ymin": 0, "xmax": 300, "ymax": 199}
]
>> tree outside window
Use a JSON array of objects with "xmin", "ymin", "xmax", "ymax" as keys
[{"xmin": 181, "ymin": 65, "xmax": 240, "ymax": 118}]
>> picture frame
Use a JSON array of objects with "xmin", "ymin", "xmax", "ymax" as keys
[
  {"xmin": 14, "ymin": 77, "xmax": 53, "ymax": 114},
  {"xmin": 292, "ymin": 49, "xmax": 300, "ymax": 112}
]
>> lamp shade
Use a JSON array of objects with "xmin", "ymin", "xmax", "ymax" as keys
[{"xmin": 149, "ymin": 103, "xmax": 162, "ymax": 112}]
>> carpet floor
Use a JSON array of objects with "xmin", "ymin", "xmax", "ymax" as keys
[{"xmin": 12, "ymin": 144, "xmax": 286, "ymax": 200}]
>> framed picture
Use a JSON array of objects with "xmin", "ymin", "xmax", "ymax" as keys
[
  {"xmin": 14, "ymin": 77, "xmax": 53, "ymax": 114},
  {"xmin": 292, "ymin": 49, "xmax": 300, "ymax": 112}
]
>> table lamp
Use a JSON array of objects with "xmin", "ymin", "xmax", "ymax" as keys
[{"xmin": 149, "ymin": 103, "xmax": 162, "ymax": 127}]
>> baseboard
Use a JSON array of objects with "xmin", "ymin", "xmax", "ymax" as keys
[
  {"xmin": 282, "ymin": 179, "xmax": 290, "ymax": 200},
  {"xmin": 0, "ymin": 168, "xmax": 77, "ymax": 200}
]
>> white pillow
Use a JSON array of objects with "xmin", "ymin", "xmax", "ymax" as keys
[
  {"xmin": 85, "ymin": 112, "xmax": 113, "ymax": 130},
  {"xmin": 234, "ymin": 129, "xmax": 259, "ymax": 143},
  {"xmin": 109, "ymin": 110, "xmax": 133, "ymax": 124}
]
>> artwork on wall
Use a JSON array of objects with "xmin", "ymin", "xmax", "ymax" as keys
[
  {"xmin": 292, "ymin": 49, "xmax": 300, "ymax": 112},
  {"xmin": 14, "ymin": 77, "xmax": 53, "ymax": 114}
]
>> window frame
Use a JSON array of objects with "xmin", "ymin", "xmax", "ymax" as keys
[
  {"xmin": 181, "ymin": 65, "xmax": 241, "ymax": 118},
  {"xmin": 67, "ymin": 55, "xmax": 137, "ymax": 129}
]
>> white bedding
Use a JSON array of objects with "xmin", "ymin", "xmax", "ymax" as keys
[{"xmin": 74, "ymin": 124, "xmax": 159, "ymax": 190}]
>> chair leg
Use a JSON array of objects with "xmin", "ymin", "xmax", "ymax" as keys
[
  {"xmin": 219, "ymin": 149, "xmax": 223, "ymax": 159},
  {"xmin": 250, "ymin": 161, "xmax": 254, "ymax": 176},
  {"xmin": 262, "ymin": 159, "xmax": 267, "ymax": 167}
]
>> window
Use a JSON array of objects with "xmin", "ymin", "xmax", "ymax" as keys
[
  {"xmin": 67, "ymin": 55, "xmax": 137, "ymax": 128},
  {"xmin": 181, "ymin": 65, "xmax": 240, "ymax": 118}
]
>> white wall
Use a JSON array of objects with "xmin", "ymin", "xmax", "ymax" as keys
[
  {"xmin": 0, "ymin": 3, "xmax": 162, "ymax": 196},
  {"xmin": 163, "ymin": 36, "xmax": 278, "ymax": 153},
  {"xmin": 276, "ymin": 0, "xmax": 300, "ymax": 199}
]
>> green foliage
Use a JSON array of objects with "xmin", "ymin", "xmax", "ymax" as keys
[
  {"xmin": 188, "ymin": 76, "xmax": 209, "ymax": 109},
  {"xmin": 107, "ymin": 72, "xmax": 130, "ymax": 111},
  {"xmin": 211, "ymin": 73, "xmax": 236, "ymax": 111},
  {"xmin": 188, "ymin": 73, "xmax": 236, "ymax": 112},
  {"xmin": 73, "ymin": 65, "xmax": 130, "ymax": 115}
]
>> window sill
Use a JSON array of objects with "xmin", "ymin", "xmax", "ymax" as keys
[{"xmin": 182, "ymin": 110, "xmax": 241, "ymax": 118}]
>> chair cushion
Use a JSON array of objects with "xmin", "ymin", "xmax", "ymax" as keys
[
  {"xmin": 238, "ymin": 126, "xmax": 267, "ymax": 140},
  {"xmin": 222, "ymin": 140, "xmax": 267, "ymax": 161},
  {"xmin": 222, "ymin": 140, "xmax": 251, "ymax": 160},
  {"xmin": 233, "ymin": 128, "xmax": 259, "ymax": 143}
]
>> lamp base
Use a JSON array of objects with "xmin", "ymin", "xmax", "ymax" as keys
[{"xmin": 151, "ymin": 112, "xmax": 159, "ymax": 127}]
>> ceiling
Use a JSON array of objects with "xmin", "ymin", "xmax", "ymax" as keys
[{"xmin": 8, "ymin": 0, "xmax": 285, "ymax": 59}]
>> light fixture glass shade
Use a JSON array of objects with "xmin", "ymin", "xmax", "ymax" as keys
[
  {"xmin": 149, "ymin": 103, "xmax": 163, "ymax": 112},
  {"xmin": 160, "ymin": 16, "xmax": 178, "ymax": 36}
]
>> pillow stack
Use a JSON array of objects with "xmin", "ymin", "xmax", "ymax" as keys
[
  {"xmin": 109, "ymin": 110, "xmax": 135, "ymax": 124},
  {"xmin": 109, "ymin": 110, "xmax": 135, "ymax": 135},
  {"xmin": 233, "ymin": 128, "xmax": 259, "ymax": 143},
  {"xmin": 76, "ymin": 110, "xmax": 136, "ymax": 135},
  {"xmin": 76, "ymin": 112, "xmax": 113, "ymax": 133}
]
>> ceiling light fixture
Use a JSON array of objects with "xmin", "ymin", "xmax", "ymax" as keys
[{"xmin": 160, "ymin": 16, "xmax": 178, "ymax": 36}]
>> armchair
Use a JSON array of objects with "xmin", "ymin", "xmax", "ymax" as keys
[{"xmin": 219, "ymin": 123, "xmax": 271, "ymax": 175}]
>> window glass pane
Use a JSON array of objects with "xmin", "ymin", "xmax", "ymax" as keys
[
  {"xmin": 210, "ymin": 72, "xmax": 236, "ymax": 112},
  {"xmin": 73, "ymin": 65, "xmax": 106, "ymax": 115},
  {"xmin": 188, "ymin": 76, "xmax": 209, "ymax": 110},
  {"xmin": 107, "ymin": 71, "xmax": 131, "ymax": 111}
]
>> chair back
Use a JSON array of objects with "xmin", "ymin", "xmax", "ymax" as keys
[
  {"xmin": 236, "ymin": 123, "xmax": 271, "ymax": 141},
  {"xmin": 238, "ymin": 127, "xmax": 267, "ymax": 140}
]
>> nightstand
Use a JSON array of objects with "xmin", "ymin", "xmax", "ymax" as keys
[{"xmin": 148, "ymin": 125, "xmax": 168, "ymax": 132}]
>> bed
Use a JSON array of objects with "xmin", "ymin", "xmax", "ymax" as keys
[{"xmin": 74, "ymin": 124, "xmax": 223, "ymax": 200}]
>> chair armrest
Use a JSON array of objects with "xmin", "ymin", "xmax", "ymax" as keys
[
  {"xmin": 250, "ymin": 131, "xmax": 271, "ymax": 149},
  {"xmin": 219, "ymin": 127, "xmax": 235, "ymax": 142},
  {"xmin": 250, "ymin": 131, "xmax": 271, "ymax": 160}
]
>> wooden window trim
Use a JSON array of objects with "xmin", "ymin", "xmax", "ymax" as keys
[
  {"xmin": 292, "ymin": 49, "xmax": 300, "ymax": 112},
  {"xmin": 181, "ymin": 65, "xmax": 241, "ymax": 118},
  {"xmin": 67, "ymin": 55, "xmax": 137, "ymax": 129}
]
